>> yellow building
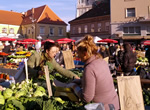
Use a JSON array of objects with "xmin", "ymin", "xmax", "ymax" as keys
[
  {"xmin": 0, "ymin": 5, "xmax": 67, "ymax": 40},
  {"xmin": 21, "ymin": 5, "xmax": 67, "ymax": 40},
  {"xmin": 0, "ymin": 10, "xmax": 22, "ymax": 39}
]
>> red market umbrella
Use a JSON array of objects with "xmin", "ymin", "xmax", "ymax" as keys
[
  {"xmin": 16, "ymin": 40, "xmax": 35, "ymax": 44},
  {"xmin": 22, "ymin": 39, "xmax": 38, "ymax": 42},
  {"xmin": 98, "ymin": 39, "xmax": 118, "ymax": 43},
  {"xmin": 0, "ymin": 37, "xmax": 15, "ymax": 41},
  {"xmin": 56, "ymin": 38, "xmax": 75, "ymax": 42},
  {"xmin": 143, "ymin": 40, "xmax": 150, "ymax": 45},
  {"xmin": 57, "ymin": 41, "xmax": 71, "ymax": 44},
  {"xmin": 42, "ymin": 39, "xmax": 55, "ymax": 45}
]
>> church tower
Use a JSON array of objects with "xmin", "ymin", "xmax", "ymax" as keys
[{"xmin": 76, "ymin": 0, "xmax": 95, "ymax": 17}]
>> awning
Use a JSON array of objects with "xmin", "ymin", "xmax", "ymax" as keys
[{"xmin": 121, "ymin": 36, "xmax": 150, "ymax": 40}]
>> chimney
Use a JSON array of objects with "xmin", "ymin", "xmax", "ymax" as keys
[{"xmin": 32, "ymin": 8, "xmax": 34, "ymax": 18}]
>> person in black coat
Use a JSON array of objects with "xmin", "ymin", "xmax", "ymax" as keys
[{"xmin": 122, "ymin": 42, "xmax": 137, "ymax": 75}]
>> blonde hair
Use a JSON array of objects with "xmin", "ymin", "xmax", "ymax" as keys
[{"xmin": 77, "ymin": 35, "xmax": 102, "ymax": 59}]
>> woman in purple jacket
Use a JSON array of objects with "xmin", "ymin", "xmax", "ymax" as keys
[{"xmin": 69, "ymin": 35, "xmax": 120, "ymax": 110}]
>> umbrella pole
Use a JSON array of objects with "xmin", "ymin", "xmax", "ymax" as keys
[{"xmin": 24, "ymin": 58, "xmax": 29, "ymax": 83}]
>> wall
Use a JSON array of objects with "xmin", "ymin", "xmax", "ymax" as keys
[
  {"xmin": 70, "ymin": 15, "xmax": 110, "ymax": 39},
  {"xmin": 0, "ymin": 24, "xmax": 20, "ymax": 38},
  {"xmin": 111, "ymin": 0, "xmax": 150, "ymax": 38}
]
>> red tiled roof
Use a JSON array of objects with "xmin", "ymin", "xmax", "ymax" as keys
[
  {"xmin": 22, "ymin": 5, "xmax": 67, "ymax": 25},
  {"xmin": 21, "ymin": 5, "xmax": 45, "ymax": 25},
  {"xmin": 0, "ymin": 10, "xmax": 23, "ymax": 25}
]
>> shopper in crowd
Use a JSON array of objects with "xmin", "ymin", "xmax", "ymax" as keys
[
  {"xmin": 28, "ymin": 44, "xmax": 35, "ymax": 51},
  {"xmin": 16, "ymin": 43, "xmax": 24, "ymax": 52},
  {"xmin": 2, "ymin": 41, "xmax": 11, "ymax": 54},
  {"xmin": 67, "ymin": 35, "xmax": 119, "ymax": 110},
  {"xmin": 55, "ymin": 43, "xmax": 64, "ymax": 67},
  {"xmin": 117, "ymin": 45, "xmax": 124, "ymax": 66},
  {"xmin": 69, "ymin": 41, "xmax": 74, "ymax": 51},
  {"xmin": 121, "ymin": 42, "xmax": 137, "ymax": 75},
  {"xmin": 145, "ymin": 46, "xmax": 150, "ymax": 65},
  {"xmin": 99, "ymin": 46, "xmax": 108, "ymax": 58},
  {"xmin": 39, "ymin": 42, "xmax": 79, "ymax": 79},
  {"xmin": 109, "ymin": 43, "xmax": 116, "ymax": 56}
]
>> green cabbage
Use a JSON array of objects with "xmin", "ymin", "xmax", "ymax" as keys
[
  {"xmin": 3, "ymin": 89, "xmax": 13, "ymax": 99},
  {"xmin": 0, "ymin": 95, "xmax": 5, "ymax": 105}
]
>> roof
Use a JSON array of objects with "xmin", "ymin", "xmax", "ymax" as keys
[
  {"xmin": 0, "ymin": 10, "xmax": 23, "ymax": 25},
  {"xmin": 69, "ymin": 2, "xmax": 110, "ymax": 23},
  {"xmin": 22, "ymin": 5, "xmax": 67, "ymax": 25}
]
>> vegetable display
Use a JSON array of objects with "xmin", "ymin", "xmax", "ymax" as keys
[{"xmin": 0, "ymin": 69, "xmax": 85, "ymax": 110}]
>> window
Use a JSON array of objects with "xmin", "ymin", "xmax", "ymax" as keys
[
  {"xmin": 72, "ymin": 27, "xmax": 75, "ymax": 34},
  {"xmin": 129, "ymin": 27, "xmax": 134, "ymax": 33},
  {"xmin": 147, "ymin": 26, "xmax": 150, "ymax": 34},
  {"xmin": 9, "ymin": 28, "xmax": 14, "ymax": 34},
  {"xmin": 98, "ymin": 23, "xmax": 101, "ymax": 32},
  {"xmin": 84, "ymin": 25, "xmax": 88, "ymax": 33},
  {"xmin": 40, "ymin": 27, "xmax": 45, "ymax": 34},
  {"xmin": 58, "ymin": 27, "xmax": 63, "ymax": 36},
  {"xmin": 50, "ymin": 27, "xmax": 54, "ymax": 36},
  {"xmin": 87, "ymin": 0, "xmax": 89, "ymax": 5},
  {"xmin": 91, "ymin": 24, "xmax": 94, "ymax": 32},
  {"xmin": 105, "ymin": 22, "xmax": 109, "ymax": 31},
  {"xmin": 126, "ymin": 8, "xmax": 135, "ymax": 17},
  {"xmin": 28, "ymin": 28, "xmax": 30, "ymax": 34},
  {"xmin": 123, "ymin": 27, "xmax": 141, "ymax": 34},
  {"xmin": 2, "ymin": 28, "xmax": 7, "ymax": 33},
  {"xmin": 78, "ymin": 27, "xmax": 81, "ymax": 33}
]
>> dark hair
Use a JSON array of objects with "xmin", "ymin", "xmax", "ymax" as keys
[
  {"xmin": 55, "ymin": 42, "xmax": 60, "ymax": 49},
  {"xmin": 123, "ymin": 42, "xmax": 131, "ymax": 51},
  {"xmin": 44, "ymin": 41, "xmax": 56, "ymax": 52}
]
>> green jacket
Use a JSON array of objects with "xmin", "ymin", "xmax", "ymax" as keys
[
  {"xmin": 45, "ymin": 58, "xmax": 78, "ymax": 79},
  {"xmin": 27, "ymin": 51, "xmax": 42, "ymax": 78}
]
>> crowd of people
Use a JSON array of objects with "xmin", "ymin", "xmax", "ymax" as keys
[{"xmin": 1, "ymin": 35, "xmax": 150, "ymax": 110}]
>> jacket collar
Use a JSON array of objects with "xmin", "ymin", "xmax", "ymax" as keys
[{"xmin": 84, "ymin": 55, "xmax": 96, "ymax": 67}]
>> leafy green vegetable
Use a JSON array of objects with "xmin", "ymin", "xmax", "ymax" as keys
[
  {"xmin": 3, "ymin": 89, "xmax": 13, "ymax": 99},
  {"xmin": 0, "ymin": 95, "xmax": 5, "ymax": 105}
]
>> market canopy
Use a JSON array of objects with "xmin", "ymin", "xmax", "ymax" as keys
[
  {"xmin": 93, "ymin": 36, "xmax": 102, "ymax": 44},
  {"xmin": 41, "ymin": 39, "xmax": 55, "ymax": 45},
  {"xmin": 143, "ymin": 40, "xmax": 150, "ymax": 45},
  {"xmin": 57, "ymin": 41, "xmax": 71, "ymax": 44},
  {"xmin": 16, "ymin": 40, "xmax": 35, "ymax": 44},
  {"xmin": 0, "ymin": 37, "xmax": 16, "ymax": 41},
  {"xmin": 22, "ymin": 39, "xmax": 39, "ymax": 42},
  {"xmin": 56, "ymin": 38, "xmax": 75, "ymax": 43},
  {"xmin": 98, "ymin": 39, "xmax": 118, "ymax": 43}
]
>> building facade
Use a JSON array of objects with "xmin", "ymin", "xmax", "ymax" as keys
[
  {"xmin": 70, "ymin": 2, "xmax": 110, "ymax": 40},
  {"xmin": 0, "ymin": 5, "xmax": 67, "ymax": 40},
  {"xmin": 76, "ymin": 0, "xmax": 94, "ymax": 17},
  {"xmin": 111, "ymin": 0, "xmax": 150, "ymax": 43},
  {"xmin": 21, "ymin": 5, "xmax": 67, "ymax": 40},
  {"xmin": 0, "ymin": 10, "xmax": 23, "ymax": 39}
]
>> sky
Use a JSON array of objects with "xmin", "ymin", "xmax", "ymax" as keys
[{"xmin": 0, "ymin": 0, "xmax": 77, "ymax": 31}]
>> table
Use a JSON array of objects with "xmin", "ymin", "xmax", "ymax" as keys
[{"xmin": 0, "ymin": 65, "xmax": 25, "ymax": 83}]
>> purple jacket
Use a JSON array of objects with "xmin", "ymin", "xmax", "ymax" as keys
[{"xmin": 81, "ymin": 55, "xmax": 120, "ymax": 110}]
